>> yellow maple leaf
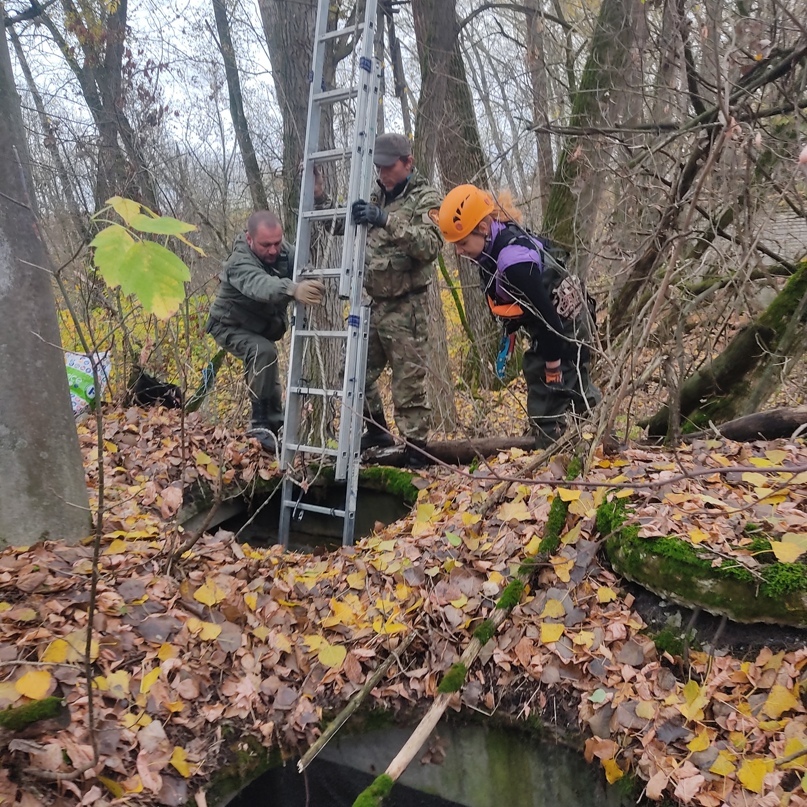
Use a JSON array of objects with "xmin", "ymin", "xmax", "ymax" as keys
[
  {"xmin": 461, "ymin": 512, "xmax": 481, "ymax": 526},
  {"xmin": 728, "ymin": 731, "xmax": 746, "ymax": 750},
  {"xmin": 41, "ymin": 639, "xmax": 70, "ymax": 664},
  {"xmin": 373, "ymin": 617, "xmax": 408, "ymax": 635},
  {"xmin": 742, "ymin": 472, "xmax": 770, "ymax": 487},
  {"xmin": 769, "ymin": 541, "xmax": 805, "ymax": 563},
  {"xmin": 303, "ymin": 635, "xmax": 323, "ymax": 651},
  {"xmin": 678, "ymin": 680, "xmax": 708, "ymax": 721},
  {"xmin": 762, "ymin": 684, "xmax": 800, "ymax": 718},
  {"xmin": 347, "ymin": 571, "xmax": 366, "ymax": 590},
  {"xmin": 688, "ymin": 528, "xmax": 710, "ymax": 544},
  {"xmin": 781, "ymin": 737, "xmax": 807, "ymax": 769},
  {"xmin": 103, "ymin": 539, "xmax": 129, "ymax": 555},
  {"xmin": 106, "ymin": 670, "xmax": 130, "ymax": 699},
  {"xmin": 498, "ymin": 499, "xmax": 532, "ymax": 522},
  {"xmin": 568, "ymin": 492, "xmax": 595, "ymax": 517},
  {"xmin": 597, "ymin": 586, "xmax": 617, "ymax": 604},
  {"xmin": 170, "ymin": 746, "xmax": 192, "ymax": 777},
  {"xmin": 0, "ymin": 681, "xmax": 21, "ymax": 705},
  {"xmin": 524, "ymin": 535, "xmax": 541, "ymax": 556},
  {"xmin": 602, "ymin": 758, "xmax": 624, "ymax": 784},
  {"xmin": 243, "ymin": 592, "xmax": 258, "ymax": 610},
  {"xmin": 318, "ymin": 642, "xmax": 347, "ymax": 669},
  {"xmin": 635, "ymin": 701, "xmax": 656, "ymax": 720},
  {"xmin": 737, "ymin": 758, "xmax": 774, "ymax": 793},
  {"xmin": 687, "ymin": 727, "xmax": 710, "ymax": 752},
  {"xmin": 450, "ymin": 594, "xmax": 468, "ymax": 609},
  {"xmin": 122, "ymin": 774, "xmax": 144, "ymax": 793},
  {"xmin": 273, "ymin": 633, "xmax": 292, "ymax": 653},
  {"xmin": 252, "ymin": 626, "xmax": 270, "ymax": 641},
  {"xmin": 573, "ymin": 630, "xmax": 594, "ymax": 648},
  {"xmin": 764, "ymin": 449, "xmax": 789, "ymax": 464},
  {"xmin": 158, "ymin": 643, "xmax": 178, "ymax": 661},
  {"xmin": 15, "ymin": 669, "xmax": 52, "ymax": 700},
  {"xmin": 709, "ymin": 750, "xmax": 737, "ymax": 776},
  {"xmin": 552, "ymin": 556, "xmax": 574, "ymax": 583},
  {"xmin": 199, "ymin": 622, "xmax": 222, "ymax": 641},
  {"xmin": 121, "ymin": 711, "xmax": 152, "ymax": 729},
  {"xmin": 193, "ymin": 580, "xmax": 228, "ymax": 606},
  {"xmin": 139, "ymin": 667, "xmax": 161, "ymax": 695},
  {"xmin": 541, "ymin": 599, "xmax": 566, "ymax": 618},
  {"xmin": 557, "ymin": 488, "xmax": 581, "ymax": 502},
  {"xmin": 540, "ymin": 622, "xmax": 565, "ymax": 643},
  {"xmin": 65, "ymin": 629, "xmax": 99, "ymax": 661},
  {"xmin": 166, "ymin": 700, "xmax": 185, "ymax": 713}
]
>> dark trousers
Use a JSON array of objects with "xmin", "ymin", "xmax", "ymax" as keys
[{"xmin": 207, "ymin": 320, "xmax": 283, "ymax": 432}]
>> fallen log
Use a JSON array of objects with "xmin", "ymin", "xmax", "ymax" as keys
[
  {"xmin": 363, "ymin": 435, "xmax": 536, "ymax": 467},
  {"xmin": 685, "ymin": 405, "xmax": 807, "ymax": 442}
]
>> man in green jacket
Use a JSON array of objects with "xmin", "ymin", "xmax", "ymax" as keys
[
  {"xmin": 206, "ymin": 210, "xmax": 325, "ymax": 452},
  {"xmin": 315, "ymin": 133, "xmax": 443, "ymax": 468}
]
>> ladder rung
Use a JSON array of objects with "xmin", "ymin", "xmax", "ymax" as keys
[
  {"xmin": 294, "ymin": 329, "xmax": 349, "ymax": 338},
  {"xmin": 288, "ymin": 386, "xmax": 343, "ymax": 397},
  {"xmin": 302, "ymin": 207, "xmax": 348, "ymax": 222},
  {"xmin": 318, "ymin": 23, "xmax": 364, "ymax": 42},
  {"xmin": 297, "ymin": 267, "xmax": 344, "ymax": 279},
  {"xmin": 283, "ymin": 442, "xmax": 339, "ymax": 457},
  {"xmin": 284, "ymin": 500, "xmax": 347, "ymax": 519},
  {"xmin": 309, "ymin": 147, "xmax": 352, "ymax": 163},
  {"xmin": 313, "ymin": 87, "xmax": 358, "ymax": 105}
]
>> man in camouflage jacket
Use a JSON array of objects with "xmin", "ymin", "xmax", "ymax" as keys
[
  {"xmin": 316, "ymin": 133, "xmax": 443, "ymax": 467},
  {"xmin": 206, "ymin": 210, "xmax": 324, "ymax": 452}
]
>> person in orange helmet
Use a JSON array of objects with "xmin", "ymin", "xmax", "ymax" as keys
[{"xmin": 437, "ymin": 184, "xmax": 600, "ymax": 447}]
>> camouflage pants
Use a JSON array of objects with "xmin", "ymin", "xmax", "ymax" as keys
[
  {"xmin": 365, "ymin": 290, "xmax": 431, "ymax": 441},
  {"xmin": 522, "ymin": 333, "xmax": 601, "ymax": 444},
  {"xmin": 207, "ymin": 320, "xmax": 284, "ymax": 432}
]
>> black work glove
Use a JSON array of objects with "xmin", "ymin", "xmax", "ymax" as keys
[{"xmin": 352, "ymin": 199, "xmax": 388, "ymax": 228}]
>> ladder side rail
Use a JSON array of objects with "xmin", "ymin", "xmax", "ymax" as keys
[
  {"xmin": 278, "ymin": 0, "xmax": 336, "ymax": 548},
  {"xmin": 341, "ymin": 303, "xmax": 371, "ymax": 545},
  {"xmin": 334, "ymin": 55, "xmax": 381, "ymax": 480},
  {"xmin": 337, "ymin": 2, "xmax": 379, "ymax": 299}
]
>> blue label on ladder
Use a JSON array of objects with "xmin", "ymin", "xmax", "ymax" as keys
[
  {"xmin": 347, "ymin": 314, "xmax": 360, "ymax": 328},
  {"xmin": 359, "ymin": 57, "xmax": 371, "ymax": 72}
]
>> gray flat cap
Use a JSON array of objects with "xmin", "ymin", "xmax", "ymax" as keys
[{"xmin": 373, "ymin": 133, "xmax": 412, "ymax": 167}]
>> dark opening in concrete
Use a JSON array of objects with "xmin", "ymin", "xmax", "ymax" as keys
[{"xmin": 182, "ymin": 483, "xmax": 412, "ymax": 552}]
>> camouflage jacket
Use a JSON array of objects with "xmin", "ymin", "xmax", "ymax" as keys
[
  {"xmin": 363, "ymin": 170, "xmax": 443, "ymax": 300},
  {"xmin": 206, "ymin": 232, "xmax": 295, "ymax": 339}
]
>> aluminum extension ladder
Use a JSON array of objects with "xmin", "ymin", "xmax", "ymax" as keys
[{"xmin": 278, "ymin": 0, "xmax": 381, "ymax": 548}]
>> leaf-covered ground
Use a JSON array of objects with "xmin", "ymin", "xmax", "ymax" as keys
[{"xmin": 2, "ymin": 407, "xmax": 807, "ymax": 807}]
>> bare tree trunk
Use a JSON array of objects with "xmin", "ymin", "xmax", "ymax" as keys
[
  {"xmin": 257, "ymin": 0, "xmax": 316, "ymax": 230},
  {"xmin": 32, "ymin": 0, "xmax": 159, "ymax": 210},
  {"xmin": 412, "ymin": 0, "xmax": 498, "ymax": 387},
  {"xmin": 212, "ymin": 0, "xmax": 269, "ymax": 211},
  {"xmin": 0, "ymin": 13, "xmax": 90, "ymax": 546},
  {"xmin": 541, "ymin": 0, "xmax": 642, "ymax": 267},
  {"xmin": 524, "ymin": 0, "xmax": 555, "ymax": 215},
  {"xmin": 8, "ymin": 26, "xmax": 88, "ymax": 241},
  {"xmin": 645, "ymin": 262, "xmax": 807, "ymax": 434}
]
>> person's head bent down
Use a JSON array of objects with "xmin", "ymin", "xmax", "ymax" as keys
[
  {"xmin": 373, "ymin": 133, "xmax": 415, "ymax": 192},
  {"xmin": 437, "ymin": 184, "xmax": 499, "ymax": 260},
  {"xmin": 246, "ymin": 210, "xmax": 283, "ymax": 265}
]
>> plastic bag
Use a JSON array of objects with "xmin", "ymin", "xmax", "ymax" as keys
[{"xmin": 65, "ymin": 351, "xmax": 111, "ymax": 417}]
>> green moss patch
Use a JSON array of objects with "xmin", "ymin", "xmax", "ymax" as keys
[{"xmin": 599, "ymin": 499, "xmax": 807, "ymax": 628}]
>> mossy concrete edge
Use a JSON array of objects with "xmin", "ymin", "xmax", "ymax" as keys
[{"xmin": 599, "ymin": 501, "xmax": 807, "ymax": 628}]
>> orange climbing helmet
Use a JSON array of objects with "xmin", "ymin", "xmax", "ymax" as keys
[{"xmin": 438, "ymin": 184, "xmax": 495, "ymax": 242}]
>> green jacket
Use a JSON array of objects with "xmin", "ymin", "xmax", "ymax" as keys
[
  {"xmin": 364, "ymin": 169, "xmax": 443, "ymax": 300},
  {"xmin": 206, "ymin": 233, "xmax": 295, "ymax": 339}
]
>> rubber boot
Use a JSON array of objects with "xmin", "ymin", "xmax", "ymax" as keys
[
  {"xmin": 404, "ymin": 438, "xmax": 432, "ymax": 469},
  {"xmin": 534, "ymin": 423, "xmax": 564, "ymax": 450},
  {"xmin": 360, "ymin": 411, "xmax": 395, "ymax": 451},
  {"xmin": 247, "ymin": 399, "xmax": 280, "ymax": 454}
]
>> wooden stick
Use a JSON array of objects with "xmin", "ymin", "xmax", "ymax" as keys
[{"xmin": 298, "ymin": 631, "xmax": 416, "ymax": 773}]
